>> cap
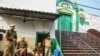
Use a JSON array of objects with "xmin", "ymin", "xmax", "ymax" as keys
[{"xmin": 10, "ymin": 24, "xmax": 15, "ymax": 27}]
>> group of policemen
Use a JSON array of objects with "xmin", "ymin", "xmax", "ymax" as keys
[
  {"xmin": 3, "ymin": 24, "xmax": 28, "ymax": 56},
  {"xmin": 3, "ymin": 24, "xmax": 52, "ymax": 56},
  {"xmin": 33, "ymin": 37, "xmax": 51, "ymax": 56}
]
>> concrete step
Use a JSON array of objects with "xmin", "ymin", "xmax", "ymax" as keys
[
  {"xmin": 92, "ymin": 47, "xmax": 100, "ymax": 50},
  {"xmin": 62, "ymin": 50, "xmax": 95, "ymax": 53},
  {"xmin": 62, "ymin": 47, "xmax": 79, "ymax": 50},
  {"xmin": 61, "ymin": 41, "xmax": 73, "ymax": 43},
  {"xmin": 62, "ymin": 47, "xmax": 100, "ymax": 50},
  {"xmin": 62, "ymin": 45, "xmax": 76, "ymax": 47},
  {"xmin": 92, "ymin": 46, "xmax": 100, "ymax": 48},
  {"xmin": 64, "ymin": 53, "xmax": 99, "ymax": 56},
  {"xmin": 62, "ymin": 43, "xmax": 74, "ymax": 45},
  {"xmin": 62, "ymin": 41, "xmax": 73, "ymax": 44},
  {"xmin": 62, "ymin": 43, "xmax": 74, "ymax": 46},
  {"xmin": 77, "ymin": 48, "xmax": 100, "ymax": 50},
  {"xmin": 61, "ymin": 39, "xmax": 73, "ymax": 42}
]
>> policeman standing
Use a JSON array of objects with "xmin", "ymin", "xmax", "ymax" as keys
[
  {"xmin": 43, "ymin": 35, "xmax": 52, "ymax": 56},
  {"xmin": 3, "ymin": 24, "xmax": 17, "ymax": 56}
]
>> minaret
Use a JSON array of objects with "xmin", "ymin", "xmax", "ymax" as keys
[
  {"xmin": 73, "ymin": 0, "xmax": 78, "ymax": 11},
  {"xmin": 74, "ymin": 0, "xmax": 77, "ymax": 5},
  {"xmin": 73, "ymin": 0, "xmax": 80, "ymax": 31}
]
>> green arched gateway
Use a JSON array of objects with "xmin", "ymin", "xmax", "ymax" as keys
[{"xmin": 56, "ymin": 0, "xmax": 86, "ymax": 32}]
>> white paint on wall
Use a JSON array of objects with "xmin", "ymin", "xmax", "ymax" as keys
[
  {"xmin": 54, "ymin": 19, "xmax": 58, "ymax": 30},
  {"xmin": 0, "ymin": 15, "xmax": 55, "ymax": 38},
  {"xmin": 79, "ymin": 13, "xmax": 100, "ymax": 32},
  {"xmin": 71, "ymin": 10, "xmax": 76, "ymax": 32}
]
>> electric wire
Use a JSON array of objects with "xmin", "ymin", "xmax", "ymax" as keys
[{"xmin": 66, "ymin": 0, "xmax": 100, "ymax": 10}]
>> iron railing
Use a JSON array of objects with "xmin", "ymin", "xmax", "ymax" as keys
[{"xmin": 65, "ymin": 31, "xmax": 100, "ymax": 56}]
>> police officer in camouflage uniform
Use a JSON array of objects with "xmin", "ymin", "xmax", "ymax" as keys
[
  {"xmin": 15, "ymin": 37, "xmax": 28, "ymax": 56},
  {"xmin": 3, "ymin": 24, "xmax": 17, "ymax": 56}
]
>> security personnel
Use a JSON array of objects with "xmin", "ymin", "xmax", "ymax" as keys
[
  {"xmin": 33, "ymin": 42, "xmax": 43, "ymax": 56},
  {"xmin": 15, "ymin": 37, "xmax": 28, "ymax": 56},
  {"xmin": 43, "ymin": 36, "xmax": 51, "ymax": 56},
  {"xmin": 4, "ymin": 24, "xmax": 17, "ymax": 56}
]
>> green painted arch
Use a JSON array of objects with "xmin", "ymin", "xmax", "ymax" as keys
[
  {"xmin": 80, "ymin": 13, "xmax": 85, "ymax": 19},
  {"xmin": 57, "ymin": 8, "xmax": 73, "ymax": 15},
  {"xmin": 80, "ymin": 13, "xmax": 85, "ymax": 25},
  {"xmin": 56, "ymin": 0, "xmax": 74, "ymax": 10}
]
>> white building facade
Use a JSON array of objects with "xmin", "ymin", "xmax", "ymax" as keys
[{"xmin": 79, "ymin": 13, "xmax": 100, "ymax": 32}]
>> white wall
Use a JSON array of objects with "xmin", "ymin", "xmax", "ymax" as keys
[
  {"xmin": 79, "ymin": 13, "xmax": 100, "ymax": 32},
  {"xmin": 0, "ymin": 15, "xmax": 55, "ymax": 38}
]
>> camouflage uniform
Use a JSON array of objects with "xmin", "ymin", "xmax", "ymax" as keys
[
  {"xmin": 4, "ymin": 30, "xmax": 17, "ymax": 56},
  {"xmin": 15, "ymin": 41, "xmax": 28, "ymax": 56}
]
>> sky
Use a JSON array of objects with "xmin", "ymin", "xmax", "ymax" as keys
[
  {"xmin": 0, "ymin": 0, "xmax": 57, "ymax": 13},
  {"xmin": 0, "ymin": 0, "xmax": 100, "ymax": 16},
  {"xmin": 70, "ymin": 0, "xmax": 100, "ymax": 16}
]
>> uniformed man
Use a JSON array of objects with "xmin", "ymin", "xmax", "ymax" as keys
[
  {"xmin": 33, "ymin": 42, "xmax": 43, "ymax": 56},
  {"xmin": 4, "ymin": 24, "xmax": 17, "ymax": 56},
  {"xmin": 15, "ymin": 37, "xmax": 28, "ymax": 56},
  {"xmin": 43, "ymin": 36, "xmax": 52, "ymax": 56}
]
